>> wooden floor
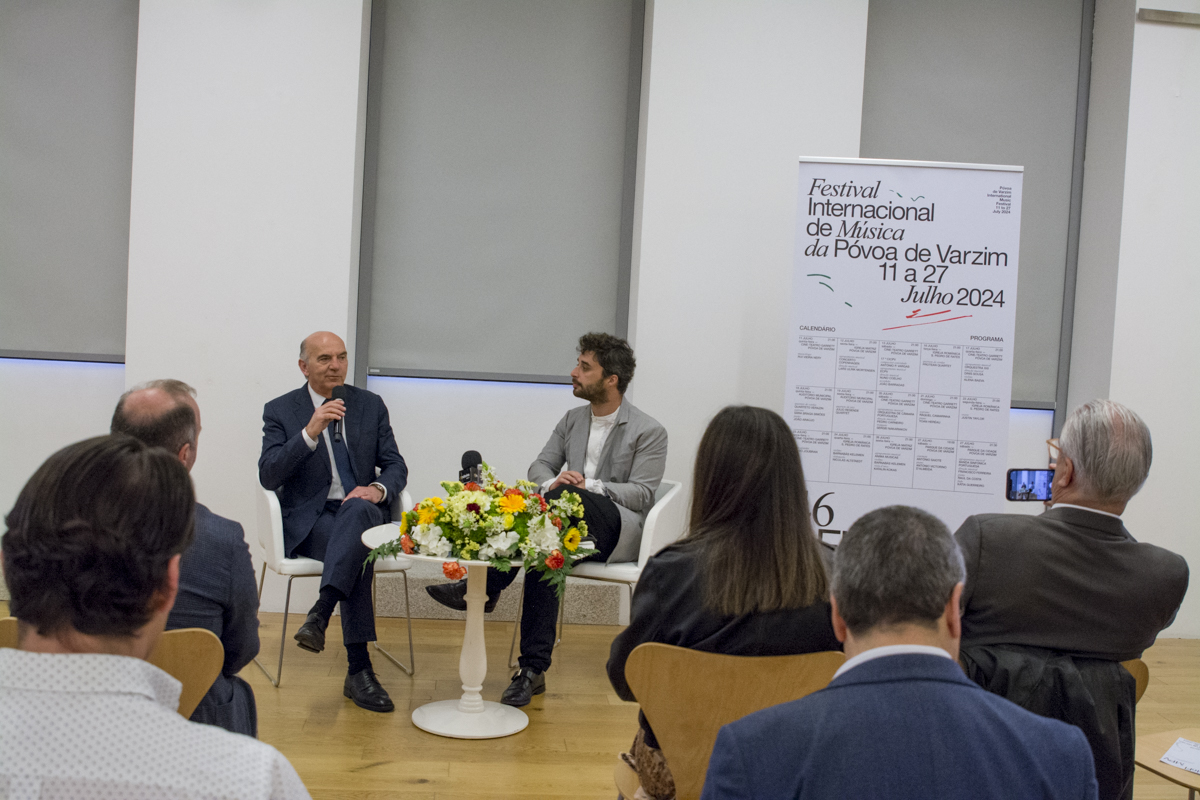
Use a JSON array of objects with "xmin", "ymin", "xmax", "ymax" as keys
[{"xmin": 5, "ymin": 598, "xmax": 1200, "ymax": 798}]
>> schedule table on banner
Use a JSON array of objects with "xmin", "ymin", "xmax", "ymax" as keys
[{"xmin": 786, "ymin": 157, "xmax": 1023, "ymax": 541}]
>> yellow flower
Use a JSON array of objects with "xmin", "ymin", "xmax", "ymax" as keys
[
  {"xmin": 427, "ymin": 497, "xmax": 444, "ymax": 507},
  {"xmin": 563, "ymin": 528, "xmax": 581, "ymax": 552},
  {"xmin": 503, "ymin": 513, "xmax": 515, "ymax": 530},
  {"xmin": 399, "ymin": 514, "xmax": 408, "ymax": 534},
  {"xmin": 496, "ymin": 494, "xmax": 526, "ymax": 514},
  {"xmin": 417, "ymin": 506, "xmax": 441, "ymax": 525}
]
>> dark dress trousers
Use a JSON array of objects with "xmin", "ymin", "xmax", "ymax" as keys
[
  {"xmin": 166, "ymin": 503, "xmax": 260, "ymax": 737},
  {"xmin": 259, "ymin": 384, "xmax": 407, "ymax": 645},
  {"xmin": 956, "ymin": 507, "xmax": 1188, "ymax": 660},
  {"xmin": 701, "ymin": 654, "xmax": 1099, "ymax": 800},
  {"xmin": 608, "ymin": 538, "xmax": 841, "ymax": 745}
]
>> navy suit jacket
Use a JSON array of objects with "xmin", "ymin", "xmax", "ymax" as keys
[
  {"xmin": 166, "ymin": 503, "xmax": 260, "ymax": 737},
  {"xmin": 259, "ymin": 384, "xmax": 407, "ymax": 554},
  {"xmin": 701, "ymin": 653, "xmax": 1098, "ymax": 800}
]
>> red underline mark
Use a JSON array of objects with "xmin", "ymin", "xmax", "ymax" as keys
[
  {"xmin": 882, "ymin": 315, "xmax": 973, "ymax": 331},
  {"xmin": 905, "ymin": 308, "xmax": 953, "ymax": 319}
]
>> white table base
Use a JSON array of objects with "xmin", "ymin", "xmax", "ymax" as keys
[
  {"xmin": 410, "ymin": 562, "xmax": 528, "ymax": 738},
  {"xmin": 411, "ymin": 699, "xmax": 528, "ymax": 739}
]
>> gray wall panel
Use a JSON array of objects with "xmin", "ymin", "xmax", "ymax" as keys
[{"xmin": 0, "ymin": 0, "xmax": 137, "ymax": 358}]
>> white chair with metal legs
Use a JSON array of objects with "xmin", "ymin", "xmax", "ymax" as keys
[
  {"xmin": 508, "ymin": 480, "xmax": 685, "ymax": 668},
  {"xmin": 253, "ymin": 486, "xmax": 415, "ymax": 687}
]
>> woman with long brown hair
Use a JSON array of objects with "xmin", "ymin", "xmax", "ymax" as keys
[{"xmin": 607, "ymin": 405, "xmax": 839, "ymax": 799}]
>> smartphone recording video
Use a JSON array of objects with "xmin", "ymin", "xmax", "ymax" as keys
[{"xmin": 1006, "ymin": 469, "xmax": 1054, "ymax": 502}]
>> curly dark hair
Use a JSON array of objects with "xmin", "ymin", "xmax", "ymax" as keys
[
  {"xmin": 577, "ymin": 332, "xmax": 636, "ymax": 394},
  {"xmin": 3, "ymin": 435, "xmax": 195, "ymax": 638}
]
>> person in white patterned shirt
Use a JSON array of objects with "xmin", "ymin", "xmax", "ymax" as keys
[{"xmin": 0, "ymin": 435, "xmax": 310, "ymax": 800}]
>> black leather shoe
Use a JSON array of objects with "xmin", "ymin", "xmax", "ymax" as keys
[
  {"xmin": 293, "ymin": 612, "xmax": 327, "ymax": 653},
  {"xmin": 426, "ymin": 580, "xmax": 499, "ymax": 613},
  {"xmin": 500, "ymin": 668, "xmax": 545, "ymax": 707},
  {"xmin": 343, "ymin": 668, "xmax": 395, "ymax": 713}
]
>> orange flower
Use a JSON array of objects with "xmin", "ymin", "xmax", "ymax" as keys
[
  {"xmin": 545, "ymin": 550, "xmax": 564, "ymax": 570},
  {"xmin": 400, "ymin": 535, "xmax": 415, "ymax": 554},
  {"xmin": 443, "ymin": 561, "xmax": 467, "ymax": 580},
  {"xmin": 551, "ymin": 516, "xmax": 563, "ymax": 530},
  {"xmin": 496, "ymin": 494, "xmax": 526, "ymax": 514},
  {"xmin": 463, "ymin": 481, "xmax": 482, "ymax": 492}
]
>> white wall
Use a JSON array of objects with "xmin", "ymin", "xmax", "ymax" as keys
[
  {"xmin": 125, "ymin": 0, "xmax": 371, "ymax": 611},
  {"xmin": 1107, "ymin": 2, "xmax": 1200, "ymax": 636},
  {"xmin": 629, "ymin": 0, "xmax": 870, "ymax": 490},
  {"xmin": 0, "ymin": 359, "xmax": 126, "ymax": 528}
]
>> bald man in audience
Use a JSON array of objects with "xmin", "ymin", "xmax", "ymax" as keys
[
  {"xmin": 701, "ymin": 506, "xmax": 1098, "ymax": 800},
  {"xmin": 111, "ymin": 379, "xmax": 261, "ymax": 737}
]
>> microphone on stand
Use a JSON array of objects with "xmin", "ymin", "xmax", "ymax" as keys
[
  {"xmin": 459, "ymin": 450, "xmax": 483, "ymax": 484},
  {"xmin": 330, "ymin": 385, "xmax": 347, "ymax": 442}
]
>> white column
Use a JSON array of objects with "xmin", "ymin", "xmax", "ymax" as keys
[
  {"xmin": 1108, "ymin": 2, "xmax": 1200, "ymax": 636},
  {"xmin": 125, "ymin": 0, "xmax": 371, "ymax": 610},
  {"xmin": 628, "ymin": 0, "xmax": 870, "ymax": 489}
]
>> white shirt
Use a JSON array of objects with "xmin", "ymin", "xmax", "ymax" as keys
[
  {"xmin": 833, "ymin": 643, "xmax": 955, "ymax": 680},
  {"xmin": 300, "ymin": 384, "xmax": 386, "ymax": 503},
  {"xmin": 583, "ymin": 405, "xmax": 620, "ymax": 495},
  {"xmin": 1051, "ymin": 502, "xmax": 1122, "ymax": 520},
  {"xmin": 0, "ymin": 649, "xmax": 310, "ymax": 800}
]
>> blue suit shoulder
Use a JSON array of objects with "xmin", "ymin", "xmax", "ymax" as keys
[{"xmin": 702, "ymin": 655, "xmax": 1097, "ymax": 800}]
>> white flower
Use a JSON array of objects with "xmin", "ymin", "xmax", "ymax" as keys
[
  {"xmin": 411, "ymin": 524, "xmax": 452, "ymax": 558},
  {"xmin": 482, "ymin": 530, "xmax": 520, "ymax": 559},
  {"xmin": 526, "ymin": 515, "xmax": 562, "ymax": 555}
]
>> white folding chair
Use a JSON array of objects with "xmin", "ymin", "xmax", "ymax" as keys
[
  {"xmin": 253, "ymin": 486, "xmax": 416, "ymax": 686},
  {"xmin": 508, "ymin": 479, "xmax": 686, "ymax": 667}
]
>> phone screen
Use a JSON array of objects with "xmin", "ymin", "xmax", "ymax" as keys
[{"xmin": 1006, "ymin": 469, "xmax": 1054, "ymax": 501}]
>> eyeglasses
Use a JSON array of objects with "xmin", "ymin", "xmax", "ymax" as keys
[{"xmin": 1046, "ymin": 438, "xmax": 1060, "ymax": 464}]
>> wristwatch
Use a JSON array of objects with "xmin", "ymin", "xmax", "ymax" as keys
[{"xmin": 369, "ymin": 481, "xmax": 387, "ymax": 503}]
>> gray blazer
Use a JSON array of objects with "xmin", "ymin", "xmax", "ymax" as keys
[
  {"xmin": 956, "ymin": 506, "xmax": 1189, "ymax": 662},
  {"xmin": 528, "ymin": 400, "xmax": 668, "ymax": 562}
]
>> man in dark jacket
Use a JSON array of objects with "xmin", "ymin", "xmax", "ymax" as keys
[
  {"xmin": 702, "ymin": 506, "xmax": 1098, "ymax": 800},
  {"xmin": 955, "ymin": 399, "xmax": 1188, "ymax": 800},
  {"xmin": 111, "ymin": 379, "xmax": 260, "ymax": 736},
  {"xmin": 259, "ymin": 331, "xmax": 407, "ymax": 713}
]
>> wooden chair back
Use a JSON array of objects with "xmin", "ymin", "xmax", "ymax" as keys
[
  {"xmin": 626, "ymin": 643, "xmax": 845, "ymax": 800},
  {"xmin": 1121, "ymin": 658, "xmax": 1149, "ymax": 703},
  {"xmin": 0, "ymin": 616, "xmax": 17, "ymax": 649},
  {"xmin": 148, "ymin": 628, "xmax": 225, "ymax": 718},
  {"xmin": 1, "ymin": 619, "xmax": 222, "ymax": 718}
]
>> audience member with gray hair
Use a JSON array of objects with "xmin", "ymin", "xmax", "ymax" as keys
[
  {"xmin": 701, "ymin": 505, "xmax": 1097, "ymax": 800},
  {"xmin": 956, "ymin": 398, "xmax": 1186, "ymax": 660},
  {"xmin": 955, "ymin": 399, "xmax": 1186, "ymax": 800}
]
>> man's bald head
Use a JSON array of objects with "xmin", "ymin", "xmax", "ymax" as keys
[
  {"xmin": 110, "ymin": 380, "xmax": 200, "ymax": 471},
  {"xmin": 298, "ymin": 331, "xmax": 348, "ymax": 398}
]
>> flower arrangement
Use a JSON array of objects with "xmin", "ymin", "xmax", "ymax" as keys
[{"xmin": 365, "ymin": 464, "xmax": 594, "ymax": 598}]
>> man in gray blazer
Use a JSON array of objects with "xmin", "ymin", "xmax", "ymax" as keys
[
  {"xmin": 111, "ymin": 380, "xmax": 261, "ymax": 737},
  {"xmin": 428, "ymin": 332, "xmax": 668, "ymax": 706}
]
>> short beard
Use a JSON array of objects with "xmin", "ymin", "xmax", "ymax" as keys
[{"xmin": 573, "ymin": 379, "xmax": 607, "ymax": 404}]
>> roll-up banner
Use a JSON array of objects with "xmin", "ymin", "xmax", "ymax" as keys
[{"xmin": 786, "ymin": 157, "xmax": 1023, "ymax": 542}]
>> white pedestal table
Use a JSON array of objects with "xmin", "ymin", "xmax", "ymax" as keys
[{"xmin": 362, "ymin": 523, "xmax": 528, "ymax": 739}]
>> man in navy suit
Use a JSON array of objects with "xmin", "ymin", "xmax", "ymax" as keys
[
  {"xmin": 259, "ymin": 331, "xmax": 408, "ymax": 713},
  {"xmin": 701, "ymin": 505, "xmax": 1098, "ymax": 800},
  {"xmin": 111, "ymin": 379, "xmax": 260, "ymax": 736}
]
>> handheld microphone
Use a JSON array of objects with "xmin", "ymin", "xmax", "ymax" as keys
[
  {"xmin": 330, "ymin": 385, "xmax": 347, "ymax": 442},
  {"xmin": 459, "ymin": 450, "xmax": 483, "ymax": 484}
]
